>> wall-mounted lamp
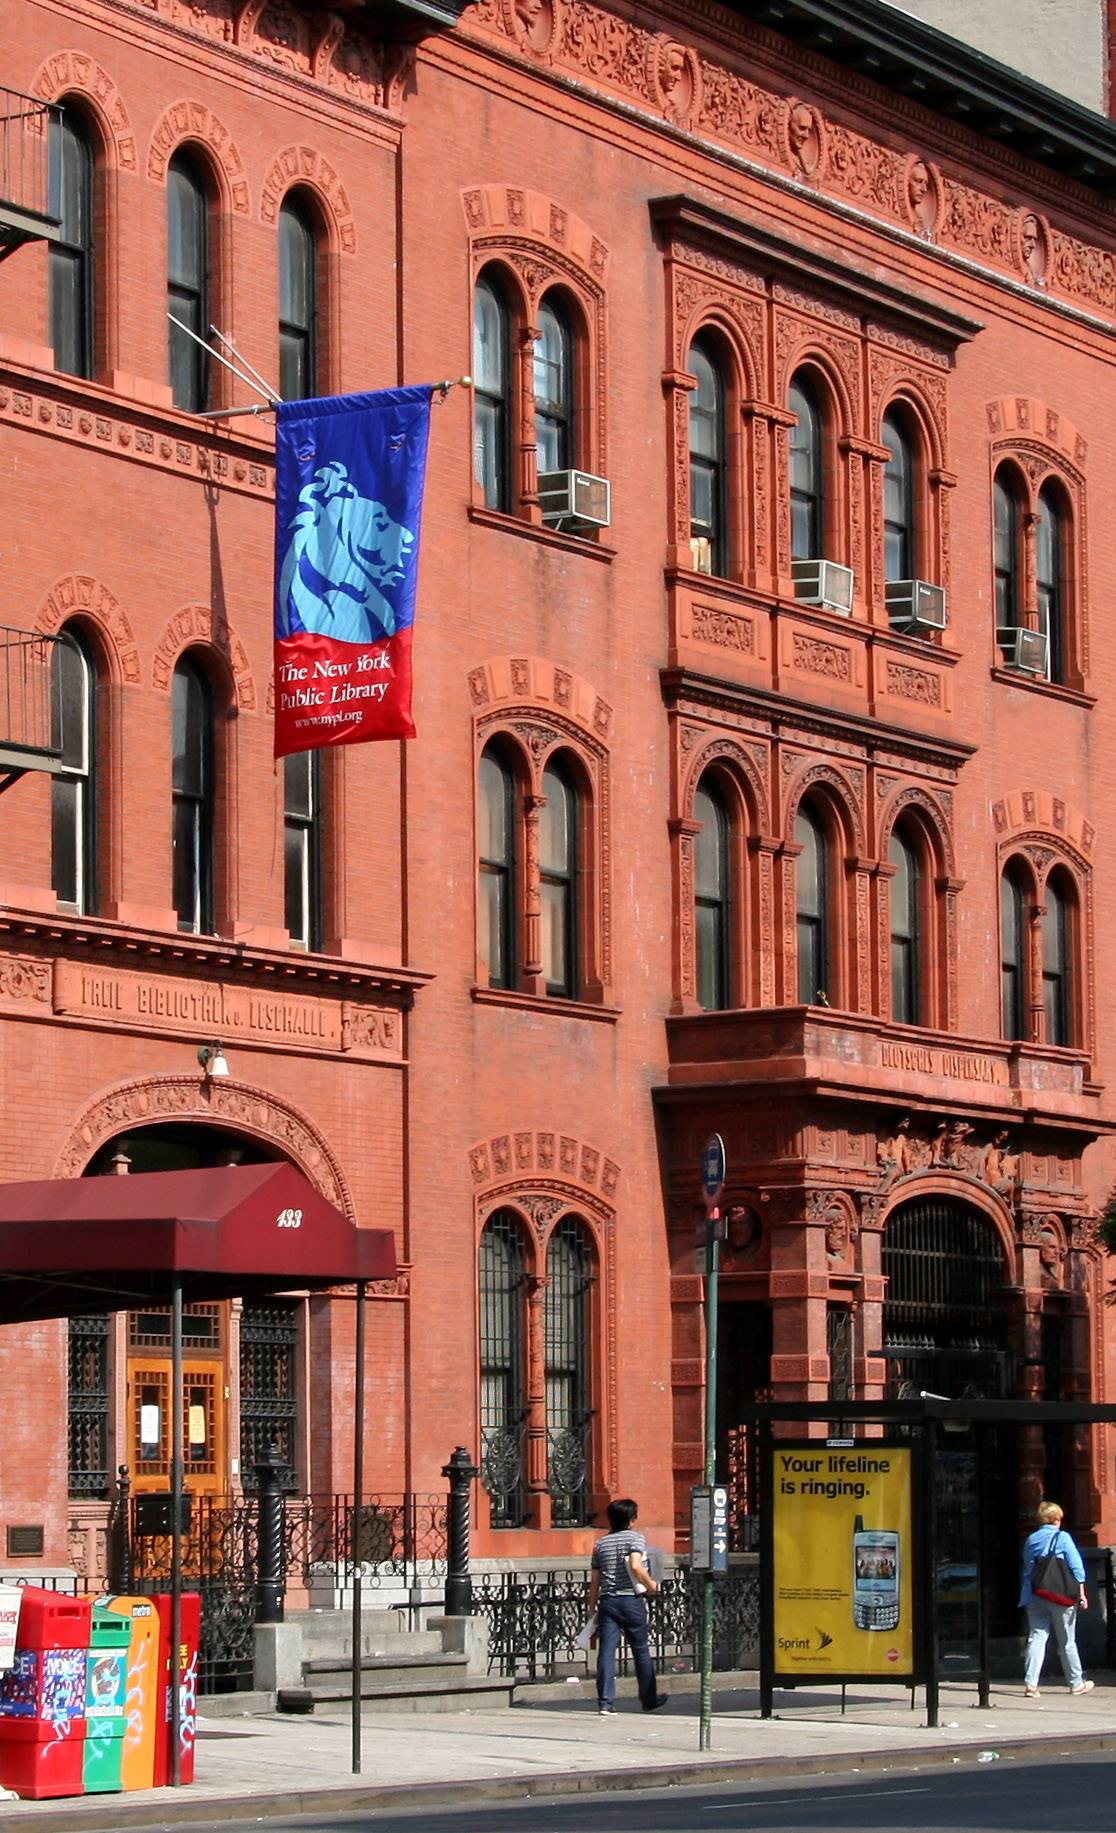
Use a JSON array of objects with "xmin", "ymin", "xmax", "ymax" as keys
[{"xmin": 198, "ymin": 1041, "xmax": 230, "ymax": 1080}]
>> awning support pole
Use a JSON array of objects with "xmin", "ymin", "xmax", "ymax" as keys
[
  {"xmin": 171, "ymin": 1272, "xmax": 184, "ymax": 1787},
  {"xmin": 351, "ymin": 1279, "xmax": 367, "ymax": 1775}
]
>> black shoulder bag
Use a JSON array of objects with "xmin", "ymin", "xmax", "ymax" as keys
[{"xmin": 1032, "ymin": 1528, "xmax": 1079, "ymax": 1609}]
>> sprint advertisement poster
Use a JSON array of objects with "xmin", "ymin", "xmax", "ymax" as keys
[{"xmin": 771, "ymin": 1442, "xmax": 914, "ymax": 1681}]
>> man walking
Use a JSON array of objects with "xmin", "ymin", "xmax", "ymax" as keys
[{"xmin": 589, "ymin": 1497, "xmax": 668, "ymax": 1715}]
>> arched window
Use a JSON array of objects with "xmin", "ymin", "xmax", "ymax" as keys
[
  {"xmin": 888, "ymin": 826, "xmax": 921, "ymax": 1026},
  {"xmin": 882, "ymin": 410, "xmax": 915, "ymax": 583},
  {"xmin": 284, "ymin": 750, "xmax": 322, "ymax": 950},
  {"xmin": 51, "ymin": 632, "xmax": 97, "ymax": 913},
  {"xmin": 993, "ymin": 468, "xmax": 1023, "ymax": 631},
  {"xmin": 479, "ymin": 745, "xmax": 517, "ymax": 990},
  {"xmin": 50, "ymin": 109, "xmax": 94, "ymax": 379},
  {"xmin": 795, "ymin": 802, "xmax": 829, "ymax": 1005},
  {"xmin": 689, "ymin": 340, "xmax": 726, "ymax": 576},
  {"xmin": 278, "ymin": 195, "xmax": 318, "ymax": 401},
  {"xmin": 694, "ymin": 777, "xmax": 731, "ymax": 1011},
  {"xmin": 1043, "ymin": 872, "xmax": 1072, "ymax": 1047},
  {"xmin": 167, "ymin": 153, "xmax": 209, "ymax": 412},
  {"xmin": 540, "ymin": 758, "xmax": 579, "ymax": 999},
  {"xmin": 789, "ymin": 374, "xmax": 824, "ymax": 562},
  {"xmin": 534, "ymin": 296, "xmax": 574, "ymax": 475},
  {"xmin": 883, "ymin": 1197, "xmax": 1010, "ymax": 1399},
  {"xmin": 172, "ymin": 657, "xmax": 214, "ymax": 934},
  {"xmin": 473, "ymin": 274, "xmax": 511, "ymax": 511},
  {"xmin": 1035, "ymin": 485, "xmax": 1065, "ymax": 684},
  {"xmin": 479, "ymin": 1211, "xmax": 527, "ymax": 1529},
  {"xmin": 545, "ymin": 1216, "xmax": 594, "ymax": 1528},
  {"xmin": 1000, "ymin": 863, "xmax": 1027, "ymax": 1042}
]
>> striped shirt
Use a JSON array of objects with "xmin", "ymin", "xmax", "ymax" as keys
[{"xmin": 592, "ymin": 1528, "xmax": 646, "ymax": 1597}]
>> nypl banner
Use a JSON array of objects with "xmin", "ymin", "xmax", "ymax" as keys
[
  {"xmin": 273, "ymin": 385, "xmax": 434, "ymax": 758},
  {"xmin": 770, "ymin": 1442, "xmax": 914, "ymax": 1682}
]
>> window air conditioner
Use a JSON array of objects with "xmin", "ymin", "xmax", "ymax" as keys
[
  {"xmin": 689, "ymin": 535, "xmax": 713, "ymax": 575},
  {"xmin": 886, "ymin": 580, "xmax": 948, "ymax": 635},
  {"xmin": 997, "ymin": 626, "xmax": 1048, "ymax": 676},
  {"xmin": 791, "ymin": 558, "xmax": 855, "ymax": 616},
  {"xmin": 538, "ymin": 469, "xmax": 611, "ymax": 530}
]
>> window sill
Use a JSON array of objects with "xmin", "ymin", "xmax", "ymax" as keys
[
  {"xmin": 467, "ymin": 504, "xmax": 615, "ymax": 562},
  {"xmin": 990, "ymin": 668, "xmax": 1095, "ymax": 708},
  {"xmin": 472, "ymin": 984, "xmax": 620, "ymax": 1023}
]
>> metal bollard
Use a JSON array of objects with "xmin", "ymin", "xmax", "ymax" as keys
[
  {"xmin": 254, "ymin": 1442, "xmax": 288, "ymax": 1625},
  {"xmin": 441, "ymin": 1446, "xmax": 480, "ymax": 1617}
]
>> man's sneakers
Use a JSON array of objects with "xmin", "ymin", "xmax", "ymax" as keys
[
  {"xmin": 1072, "ymin": 1680, "xmax": 1095, "ymax": 1695},
  {"xmin": 642, "ymin": 1694, "xmax": 669, "ymax": 1712},
  {"xmin": 598, "ymin": 1703, "xmax": 616, "ymax": 1715}
]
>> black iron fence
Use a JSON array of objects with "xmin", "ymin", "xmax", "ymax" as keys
[{"xmin": 473, "ymin": 1563, "xmax": 760, "ymax": 1682}]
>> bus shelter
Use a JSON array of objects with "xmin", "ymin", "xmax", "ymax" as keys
[
  {"xmin": 743, "ymin": 1397, "xmax": 1116, "ymax": 1726},
  {"xmin": 0, "ymin": 1161, "xmax": 394, "ymax": 1781}
]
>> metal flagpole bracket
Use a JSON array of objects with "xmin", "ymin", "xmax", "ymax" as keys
[{"xmin": 434, "ymin": 375, "xmax": 472, "ymax": 402}]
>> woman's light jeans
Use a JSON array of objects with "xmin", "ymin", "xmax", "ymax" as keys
[{"xmin": 1024, "ymin": 1598, "xmax": 1084, "ymax": 1690}]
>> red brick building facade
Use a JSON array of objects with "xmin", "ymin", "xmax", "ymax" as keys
[{"xmin": 2, "ymin": 0, "xmax": 1116, "ymax": 1592}]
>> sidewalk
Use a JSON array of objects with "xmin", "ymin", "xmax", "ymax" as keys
[{"xmin": 8, "ymin": 1676, "xmax": 1116, "ymax": 1830}]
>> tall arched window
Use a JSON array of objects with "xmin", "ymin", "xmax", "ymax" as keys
[
  {"xmin": 795, "ymin": 803, "xmax": 829, "ymax": 1005},
  {"xmin": 50, "ymin": 109, "xmax": 94, "ymax": 379},
  {"xmin": 888, "ymin": 826, "xmax": 921, "ymax": 1026},
  {"xmin": 689, "ymin": 340, "xmax": 726, "ymax": 576},
  {"xmin": 172, "ymin": 657, "xmax": 214, "ymax": 934},
  {"xmin": 1043, "ymin": 872, "xmax": 1072, "ymax": 1047},
  {"xmin": 479, "ymin": 745, "xmax": 517, "ymax": 990},
  {"xmin": 545, "ymin": 1216, "xmax": 594, "ymax": 1528},
  {"xmin": 1000, "ymin": 863, "xmax": 1027, "ymax": 1041},
  {"xmin": 167, "ymin": 153, "xmax": 209, "ymax": 412},
  {"xmin": 882, "ymin": 410, "xmax": 915, "ymax": 583},
  {"xmin": 540, "ymin": 758, "xmax": 579, "ymax": 999},
  {"xmin": 51, "ymin": 632, "xmax": 97, "ymax": 913},
  {"xmin": 993, "ymin": 469, "xmax": 1023, "ymax": 631},
  {"xmin": 534, "ymin": 296, "xmax": 574, "ymax": 475},
  {"xmin": 284, "ymin": 750, "xmax": 322, "ymax": 950},
  {"xmin": 479, "ymin": 1211, "xmax": 527, "ymax": 1529},
  {"xmin": 473, "ymin": 274, "xmax": 511, "ymax": 512},
  {"xmin": 278, "ymin": 195, "xmax": 318, "ymax": 401},
  {"xmin": 1035, "ymin": 484, "xmax": 1065, "ymax": 684},
  {"xmin": 694, "ymin": 777, "xmax": 731, "ymax": 1011},
  {"xmin": 789, "ymin": 374, "xmax": 824, "ymax": 562}
]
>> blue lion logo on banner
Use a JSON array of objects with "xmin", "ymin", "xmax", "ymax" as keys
[{"xmin": 277, "ymin": 460, "xmax": 415, "ymax": 645}]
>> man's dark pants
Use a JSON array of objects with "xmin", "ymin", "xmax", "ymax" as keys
[{"xmin": 596, "ymin": 1594, "xmax": 657, "ymax": 1707}]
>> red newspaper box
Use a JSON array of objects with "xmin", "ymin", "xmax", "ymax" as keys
[
  {"xmin": 151, "ymin": 1594, "xmax": 201, "ymax": 1788},
  {"xmin": 0, "ymin": 1589, "xmax": 93, "ymax": 1799}
]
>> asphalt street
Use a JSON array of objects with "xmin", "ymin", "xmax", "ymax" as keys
[{"xmin": 171, "ymin": 1751, "xmax": 1116, "ymax": 1833}]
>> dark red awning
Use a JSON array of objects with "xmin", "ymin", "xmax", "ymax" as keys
[{"xmin": 0, "ymin": 1162, "xmax": 394, "ymax": 1323}]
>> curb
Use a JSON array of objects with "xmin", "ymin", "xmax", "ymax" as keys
[{"xmin": 12, "ymin": 1728, "xmax": 1116, "ymax": 1831}]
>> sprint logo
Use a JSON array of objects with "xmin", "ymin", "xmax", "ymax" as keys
[{"xmin": 777, "ymin": 1627, "xmax": 834, "ymax": 1654}]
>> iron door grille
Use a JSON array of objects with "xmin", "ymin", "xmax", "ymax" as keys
[
  {"xmin": 883, "ymin": 1196, "xmax": 1012, "ymax": 1398},
  {"xmin": 240, "ymin": 1300, "xmax": 299, "ymax": 1489},
  {"xmin": 480, "ymin": 1211, "xmax": 528, "ymax": 1528},
  {"xmin": 545, "ymin": 1216, "xmax": 594, "ymax": 1527},
  {"xmin": 68, "ymin": 1312, "xmax": 110, "ymax": 1498}
]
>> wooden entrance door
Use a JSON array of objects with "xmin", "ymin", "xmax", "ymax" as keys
[{"xmin": 126, "ymin": 1304, "xmax": 227, "ymax": 1497}]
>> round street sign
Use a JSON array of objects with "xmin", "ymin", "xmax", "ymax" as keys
[{"xmin": 701, "ymin": 1133, "xmax": 726, "ymax": 1209}]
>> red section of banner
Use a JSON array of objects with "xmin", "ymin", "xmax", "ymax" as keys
[{"xmin": 273, "ymin": 629, "xmax": 415, "ymax": 758}]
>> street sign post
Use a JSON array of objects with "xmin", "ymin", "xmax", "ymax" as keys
[{"xmin": 698, "ymin": 1133, "xmax": 726, "ymax": 1752}]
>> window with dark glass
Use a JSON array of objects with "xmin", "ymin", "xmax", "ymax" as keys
[
  {"xmin": 882, "ymin": 410, "xmax": 915, "ymax": 583},
  {"xmin": 789, "ymin": 375, "xmax": 824, "ymax": 562},
  {"xmin": 993, "ymin": 469, "xmax": 1022, "ymax": 629},
  {"xmin": 279, "ymin": 196, "xmax": 317, "ymax": 402},
  {"xmin": 50, "ymin": 110, "xmax": 94, "ymax": 379},
  {"xmin": 795, "ymin": 804, "xmax": 829, "ymax": 1005},
  {"xmin": 888, "ymin": 827, "xmax": 921, "ymax": 1026},
  {"xmin": 479, "ymin": 1211, "xmax": 527, "ymax": 1529},
  {"xmin": 284, "ymin": 750, "xmax": 322, "ymax": 951},
  {"xmin": 479, "ymin": 746, "xmax": 517, "ymax": 990},
  {"xmin": 534, "ymin": 297, "xmax": 574, "ymax": 475},
  {"xmin": 694, "ymin": 777, "xmax": 731, "ymax": 1011},
  {"xmin": 689, "ymin": 340, "xmax": 726, "ymax": 576},
  {"xmin": 1035, "ymin": 484, "xmax": 1064, "ymax": 683},
  {"xmin": 172, "ymin": 658, "xmax": 214, "ymax": 933},
  {"xmin": 540, "ymin": 758, "xmax": 578, "ymax": 998},
  {"xmin": 473, "ymin": 275, "xmax": 511, "ymax": 511},
  {"xmin": 1043, "ymin": 873, "xmax": 1071, "ymax": 1047},
  {"xmin": 51, "ymin": 632, "xmax": 96, "ymax": 913},
  {"xmin": 168, "ymin": 153, "xmax": 209, "ymax": 412},
  {"xmin": 1000, "ymin": 864, "xmax": 1027, "ymax": 1041},
  {"xmin": 545, "ymin": 1216, "xmax": 593, "ymax": 1528}
]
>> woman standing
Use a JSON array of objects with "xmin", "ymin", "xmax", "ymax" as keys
[{"xmin": 1020, "ymin": 1500, "xmax": 1094, "ymax": 1698}]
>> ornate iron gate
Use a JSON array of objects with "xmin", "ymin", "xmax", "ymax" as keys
[{"xmin": 883, "ymin": 1196, "xmax": 1012, "ymax": 1399}]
